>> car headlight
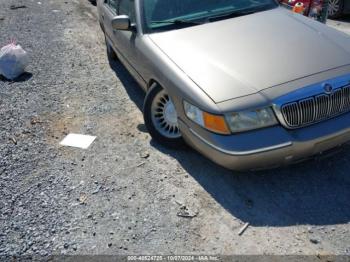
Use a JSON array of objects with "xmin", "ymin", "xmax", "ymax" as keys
[
  {"xmin": 225, "ymin": 107, "xmax": 278, "ymax": 133},
  {"xmin": 183, "ymin": 101, "xmax": 231, "ymax": 135}
]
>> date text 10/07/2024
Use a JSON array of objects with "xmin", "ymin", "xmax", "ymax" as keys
[{"xmin": 127, "ymin": 256, "xmax": 220, "ymax": 261}]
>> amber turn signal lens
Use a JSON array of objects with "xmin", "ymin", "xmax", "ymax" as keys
[{"xmin": 203, "ymin": 112, "xmax": 230, "ymax": 135}]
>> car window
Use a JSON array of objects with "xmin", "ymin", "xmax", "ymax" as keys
[
  {"xmin": 107, "ymin": 0, "xmax": 118, "ymax": 12},
  {"xmin": 118, "ymin": 0, "xmax": 136, "ymax": 22}
]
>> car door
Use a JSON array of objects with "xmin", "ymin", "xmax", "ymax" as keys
[
  {"xmin": 100, "ymin": 0, "xmax": 118, "ymax": 44},
  {"xmin": 113, "ymin": 0, "xmax": 142, "ymax": 84},
  {"xmin": 102, "ymin": 0, "xmax": 146, "ymax": 86}
]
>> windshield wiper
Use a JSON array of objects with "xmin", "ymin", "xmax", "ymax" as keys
[
  {"xmin": 207, "ymin": 9, "xmax": 257, "ymax": 22},
  {"xmin": 151, "ymin": 19, "xmax": 203, "ymax": 25}
]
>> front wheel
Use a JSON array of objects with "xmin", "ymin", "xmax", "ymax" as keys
[{"xmin": 143, "ymin": 83, "xmax": 185, "ymax": 148}]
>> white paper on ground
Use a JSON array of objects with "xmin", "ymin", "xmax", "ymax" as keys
[{"xmin": 60, "ymin": 133, "xmax": 96, "ymax": 149}]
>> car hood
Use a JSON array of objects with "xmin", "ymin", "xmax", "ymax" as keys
[{"xmin": 149, "ymin": 8, "xmax": 350, "ymax": 103}]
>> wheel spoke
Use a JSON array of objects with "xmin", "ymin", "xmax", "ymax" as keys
[
  {"xmin": 328, "ymin": 0, "xmax": 340, "ymax": 15},
  {"xmin": 151, "ymin": 90, "xmax": 181, "ymax": 139}
]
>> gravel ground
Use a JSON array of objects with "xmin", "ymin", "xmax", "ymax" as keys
[{"xmin": 0, "ymin": 0, "xmax": 350, "ymax": 259}]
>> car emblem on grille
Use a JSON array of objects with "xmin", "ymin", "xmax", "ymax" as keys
[{"xmin": 323, "ymin": 83, "xmax": 333, "ymax": 94}]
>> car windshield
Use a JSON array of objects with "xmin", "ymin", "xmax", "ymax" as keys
[{"xmin": 142, "ymin": 0, "xmax": 278, "ymax": 32}]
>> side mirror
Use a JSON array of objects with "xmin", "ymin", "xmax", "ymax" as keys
[{"xmin": 111, "ymin": 15, "xmax": 133, "ymax": 31}]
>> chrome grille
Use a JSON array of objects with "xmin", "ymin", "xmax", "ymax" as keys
[{"xmin": 281, "ymin": 85, "xmax": 350, "ymax": 128}]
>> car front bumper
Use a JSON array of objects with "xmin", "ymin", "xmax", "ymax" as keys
[{"xmin": 178, "ymin": 112, "xmax": 350, "ymax": 171}]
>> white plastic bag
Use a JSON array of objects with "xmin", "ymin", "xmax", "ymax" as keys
[{"xmin": 0, "ymin": 43, "xmax": 29, "ymax": 80}]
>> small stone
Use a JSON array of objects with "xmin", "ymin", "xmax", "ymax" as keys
[
  {"xmin": 79, "ymin": 193, "xmax": 88, "ymax": 204},
  {"xmin": 92, "ymin": 185, "xmax": 102, "ymax": 194},
  {"xmin": 64, "ymin": 243, "xmax": 69, "ymax": 249},
  {"xmin": 177, "ymin": 205, "xmax": 198, "ymax": 218},
  {"xmin": 140, "ymin": 151, "xmax": 150, "ymax": 159},
  {"xmin": 108, "ymin": 243, "xmax": 112, "ymax": 247},
  {"xmin": 310, "ymin": 238, "xmax": 319, "ymax": 244}
]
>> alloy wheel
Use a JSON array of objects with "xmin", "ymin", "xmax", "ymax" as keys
[
  {"xmin": 328, "ymin": 0, "xmax": 341, "ymax": 17},
  {"xmin": 150, "ymin": 90, "xmax": 181, "ymax": 139}
]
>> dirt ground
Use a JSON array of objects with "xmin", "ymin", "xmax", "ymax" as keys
[{"xmin": 0, "ymin": 0, "xmax": 349, "ymax": 259}]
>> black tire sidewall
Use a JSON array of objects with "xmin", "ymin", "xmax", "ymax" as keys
[
  {"xmin": 143, "ymin": 83, "xmax": 185, "ymax": 148},
  {"xmin": 105, "ymin": 36, "xmax": 117, "ymax": 60}
]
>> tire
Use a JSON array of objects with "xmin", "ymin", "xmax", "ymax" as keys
[
  {"xmin": 105, "ymin": 36, "xmax": 118, "ymax": 61},
  {"xmin": 328, "ymin": 0, "xmax": 344, "ymax": 19},
  {"xmin": 99, "ymin": 22, "xmax": 105, "ymax": 33},
  {"xmin": 143, "ymin": 83, "xmax": 185, "ymax": 148}
]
